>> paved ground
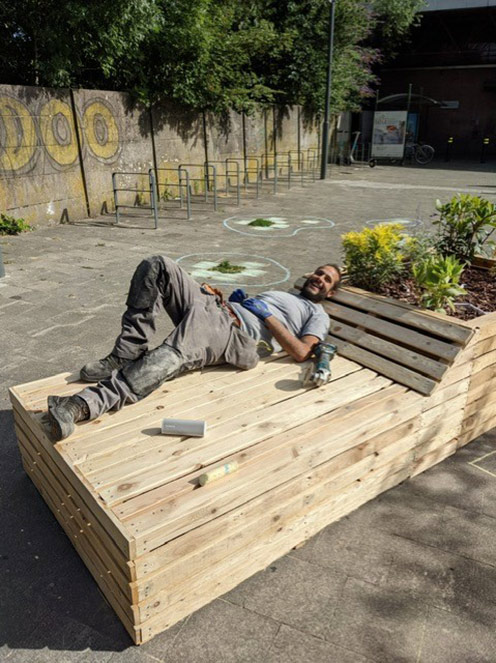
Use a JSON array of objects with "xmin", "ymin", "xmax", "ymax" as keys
[{"xmin": 1, "ymin": 160, "xmax": 496, "ymax": 662}]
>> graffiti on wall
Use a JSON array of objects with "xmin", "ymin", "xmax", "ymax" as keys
[{"xmin": 0, "ymin": 94, "xmax": 120, "ymax": 173}]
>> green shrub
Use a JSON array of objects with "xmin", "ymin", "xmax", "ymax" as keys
[
  {"xmin": 341, "ymin": 223, "xmax": 406, "ymax": 291},
  {"xmin": 433, "ymin": 194, "xmax": 496, "ymax": 264},
  {"xmin": 412, "ymin": 254, "xmax": 466, "ymax": 313},
  {"xmin": 0, "ymin": 214, "xmax": 32, "ymax": 236}
]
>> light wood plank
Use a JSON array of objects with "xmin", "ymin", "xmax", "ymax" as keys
[
  {"xmin": 97, "ymin": 370, "xmax": 391, "ymax": 508},
  {"xmin": 127, "ymin": 385, "xmax": 422, "ymax": 555},
  {"xmin": 117, "ymin": 385, "xmax": 421, "ymax": 524},
  {"xmin": 80, "ymin": 358, "xmax": 360, "ymax": 483},
  {"xmin": 138, "ymin": 463, "xmax": 412, "ymax": 643},
  {"xmin": 132, "ymin": 419, "xmax": 420, "ymax": 602}
]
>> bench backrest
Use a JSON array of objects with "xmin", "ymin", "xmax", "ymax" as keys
[{"xmin": 294, "ymin": 279, "xmax": 474, "ymax": 395}]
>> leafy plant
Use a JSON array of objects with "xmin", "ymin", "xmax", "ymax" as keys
[
  {"xmin": 412, "ymin": 254, "xmax": 466, "ymax": 313},
  {"xmin": 209, "ymin": 260, "xmax": 245, "ymax": 274},
  {"xmin": 433, "ymin": 194, "xmax": 496, "ymax": 264},
  {"xmin": 341, "ymin": 223, "xmax": 406, "ymax": 291},
  {"xmin": 0, "ymin": 214, "xmax": 32, "ymax": 236},
  {"xmin": 249, "ymin": 218, "xmax": 274, "ymax": 227},
  {"xmin": 404, "ymin": 231, "xmax": 437, "ymax": 265}
]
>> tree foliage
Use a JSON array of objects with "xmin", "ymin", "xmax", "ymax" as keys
[{"xmin": 0, "ymin": 0, "xmax": 425, "ymax": 113}]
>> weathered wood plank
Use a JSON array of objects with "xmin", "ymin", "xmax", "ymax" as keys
[
  {"xmin": 331, "ymin": 287, "xmax": 474, "ymax": 343},
  {"xmin": 329, "ymin": 317, "xmax": 448, "ymax": 379},
  {"xmin": 325, "ymin": 301, "xmax": 459, "ymax": 362},
  {"xmin": 327, "ymin": 335, "xmax": 437, "ymax": 395}
]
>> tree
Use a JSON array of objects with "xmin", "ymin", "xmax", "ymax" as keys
[
  {"xmin": 0, "ymin": 0, "xmax": 425, "ymax": 113},
  {"xmin": 0, "ymin": 0, "xmax": 161, "ymax": 88}
]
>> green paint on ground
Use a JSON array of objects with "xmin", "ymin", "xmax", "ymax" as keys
[
  {"xmin": 248, "ymin": 218, "xmax": 275, "ymax": 227},
  {"xmin": 209, "ymin": 260, "xmax": 246, "ymax": 274}
]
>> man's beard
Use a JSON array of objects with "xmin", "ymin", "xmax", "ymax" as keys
[{"xmin": 301, "ymin": 278, "xmax": 327, "ymax": 303}]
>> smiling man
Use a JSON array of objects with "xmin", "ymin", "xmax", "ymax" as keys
[{"xmin": 46, "ymin": 256, "xmax": 341, "ymax": 441}]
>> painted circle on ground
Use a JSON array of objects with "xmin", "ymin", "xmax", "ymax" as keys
[
  {"xmin": 39, "ymin": 99, "xmax": 79, "ymax": 166},
  {"xmin": 83, "ymin": 100, "xmax": 119, "ymax": 160},
  {"xmin": 223, "ymin": 215, "xmax": 335, "ymax": 237},
  {"xmin": 177, "ymin": 253, "xmax": 290, "ymax": 287},
  {"xmin": 0, "ymin": 95, "xmax": 37, "ymax": 172}
]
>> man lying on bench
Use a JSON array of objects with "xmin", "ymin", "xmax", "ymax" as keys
[{"xmin": 46, "ymin": 255, "xmax": 341, "ymax": 441}]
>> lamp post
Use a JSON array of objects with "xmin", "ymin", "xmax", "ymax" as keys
[{"xmin": 320, "ymin": 0, "xmax": 336, "ymax": 180}]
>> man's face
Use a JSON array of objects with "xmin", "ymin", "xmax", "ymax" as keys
[{"xmin": 301, "ymin": 265, "xmax": 340, "ymax": 302}]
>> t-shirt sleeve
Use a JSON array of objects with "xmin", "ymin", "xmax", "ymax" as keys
[{"xmin": 300, "ymin": 309, "xmax": 330, "ymax": 341}]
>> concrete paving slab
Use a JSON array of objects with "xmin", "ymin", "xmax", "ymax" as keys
[
  {"xmin": 418, "ymin": 605, "xmax": 496, "ymax": 663},
  {"xmin": 225, "ymin": 555, "xmax": 345, "ymax": 638},
  {"xmin": 325, "ymin": 576, "xmax": 430, "ymax": 663},
  {"xmin": 266, "ymin": 624, "xmax": 374, "ymax": 663},
  {"xmin": 162, "ymin": 599, "xmax": 279, "ymax": 663}
]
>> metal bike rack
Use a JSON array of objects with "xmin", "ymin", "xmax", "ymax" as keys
[
  {"xmin": 112, "ymin": 170, "xmax": 159, "ymax": 228},
  {"xmin": 154, "ymin": 166, "xmax": 193, "ymax": 217},
  {"xmin": 111, "ymin": 144, "xmax": 320, "ymax": 225},
  {"xmin": 178, "ymin": 163, "xmax": 218, "ymax": 211}
]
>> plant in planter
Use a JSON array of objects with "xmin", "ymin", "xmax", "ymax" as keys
[
  {"xmin": 412, "ymin": 254, "xmax": 466, "ymax": 314},
  {"xmin": 341, "ymin": 223, "xmax": 407, "ymax": 291},
  {"xmin": 433, "ymin": 193, "xmax": 496, "ymax": 263}
]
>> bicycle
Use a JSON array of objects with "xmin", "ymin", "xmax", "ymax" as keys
[
  {"xmin": 368, "ymin": 141, "xmax": 435, "ymax": 167},
  {"xmin": 404, "ymin": 141, "xmax": 435, "ymax": 165}
]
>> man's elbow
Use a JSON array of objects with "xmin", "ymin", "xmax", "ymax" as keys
[{"xmin": 294, "ymin": 348, "xmax": 313, "ymax": 363}]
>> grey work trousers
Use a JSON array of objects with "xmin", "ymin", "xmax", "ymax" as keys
[{"xmin": 78, "ymin": 255, "xmax": 259, "ymax": 419}]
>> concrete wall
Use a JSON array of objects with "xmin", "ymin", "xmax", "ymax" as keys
[{"xmin": 0, "ymin": 84, "xmax": 320, "ymax": 226}]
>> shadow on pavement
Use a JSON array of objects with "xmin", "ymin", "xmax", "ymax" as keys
[{"xmin": 0, "ymin": 407, "xmax": 131, "ymax": 655}]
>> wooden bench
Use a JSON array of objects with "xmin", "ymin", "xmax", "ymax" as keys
[{"xmin": 9, "ymin": 285, "xmax": 496, "ymax": 644}]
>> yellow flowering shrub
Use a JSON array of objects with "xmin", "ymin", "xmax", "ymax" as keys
[{"xmin": 342, "ymin": 223, "xmax": 406, "ymax": 291}]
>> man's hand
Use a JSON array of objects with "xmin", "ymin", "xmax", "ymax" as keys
[
  {"xmin": 228, "ymin": 288, "xmax": 247, "ymax": 303},
  {"xmin": 241, "ymin": 297, "xmax": 273, "ymax": 321}
]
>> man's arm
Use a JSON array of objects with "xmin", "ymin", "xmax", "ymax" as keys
[{"xmin": 264, "ymin": 316, "xmax": 320, "ymax": 362}]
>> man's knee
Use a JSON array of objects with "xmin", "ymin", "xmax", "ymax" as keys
[
  {"xmin": 120, "ymin": 344, "xmax": 183, "ymax": 399},
  {"xmin": 126, "ymin": 255, "xmax": 168, "ymax": 310}
]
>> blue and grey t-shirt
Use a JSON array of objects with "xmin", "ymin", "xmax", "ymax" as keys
[{"xmin": 229, "ymin": 291, "xmax": 330, "ymax": 353}]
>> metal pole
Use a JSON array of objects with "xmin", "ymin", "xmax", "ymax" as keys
[
  {"xmin": 178, "ymin": 167, "xmax": 183, "ymax": 209},
  {"xmin": 185, "ymin": 171, "xmax": 192, "ymax": 219},
  {"xmin": 149, "ymin": 169, "xmax": 158, "ymax": 229},
  {"xmin": 212, "ymin": 165, "xmax": 218, "ymax": 211},
  {"xmin": 320, "ymin": 0, "xmax": 336, "ymax": 180},
  {"xmin": 112, "ymin": 172, "xmax": 120, "ymax": 225},
  {"xmin": 402, "ymin": 82, "xmax": 413, "ymax": 165}
]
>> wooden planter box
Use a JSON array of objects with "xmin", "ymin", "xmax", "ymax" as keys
[{"xmin": 9, "ymin": 265, "xmax": 496, "ymax": 644}]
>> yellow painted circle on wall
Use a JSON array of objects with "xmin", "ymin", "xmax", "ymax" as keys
[
  {"xmin": 0, "ymin": 95, "xmax": 37, "ymax": 172},
  {"xmin": 39, "ymin": 99, "xmax": 79, "ymax": 167},
  {"xmin": 83, "ymin": 100, "xmax": 119, "ymax": 160}
]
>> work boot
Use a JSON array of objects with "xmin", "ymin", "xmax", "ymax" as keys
[
  {"xmin": 80, "ymin": 353, "xmax": 130, "ymax": 382},
  {"xmin": 46, "ymin": 395, "xmax": 90, "ymax": 442}
]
